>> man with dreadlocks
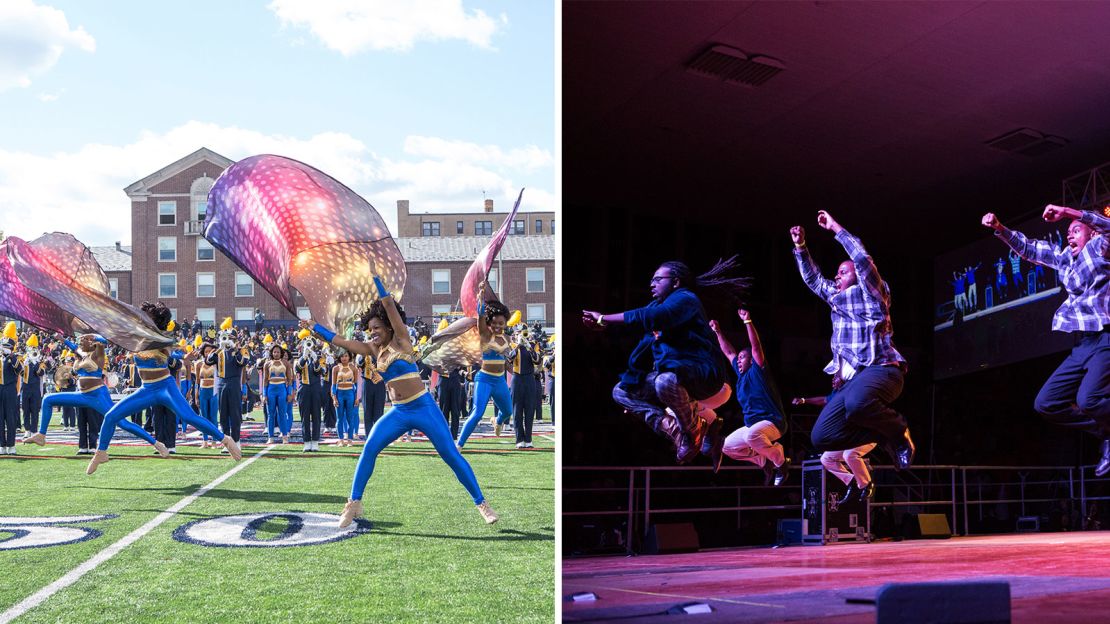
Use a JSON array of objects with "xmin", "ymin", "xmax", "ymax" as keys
[
  {"xmin": 791, "ymin": 210, "xmax": 915, "ymax": 470},
  {"xmin": 582, "ymin": 258, "xmax": 748, "ymax": 464}
]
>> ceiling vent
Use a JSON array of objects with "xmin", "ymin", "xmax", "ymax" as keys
[
  {"xmin": 985, "ymin": 128, "xmax": 1068, "ymax": 156},
  {"xmin": 686, "ymin": 45, "xmax": 784, "ymax": 87}
]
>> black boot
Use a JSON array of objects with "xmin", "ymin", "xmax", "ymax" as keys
[
  {"xmin": 887, "ymin": 429, "xmax": 915, "ymax": 470},
  {"xmin": 1096, "ymin": 439, "xmax": 1110, "ymax": 477},
  {"xmin": 773, "ymin": 457, "xmax": 792, "ymax": 487},
  {"xmin": 837, "ymin": 481, "xmax": 860, "ymax": 506},
  {"xmin": 761, "ymin": 461, "xmax": 775, "ymax": 486},
  {"xmin": 858, "ymin": 481, "xmax": 875, "ymax": 502}
]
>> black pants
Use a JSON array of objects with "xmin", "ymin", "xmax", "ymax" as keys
[
  {"xmin": 77, "ymin": 407, "xmax": 103, "ymax": 450},
  {"xmin": 0, "ymin": 384, "xmax": 18, "ymax": 446},
  {"xmin": 22, "ymin": 387, "xmax": 42, "ymax": 433},
  {"xmin": 363, "ymin": 378, "xmax": 386, "ymax": 434},
  {"xmin": 62, "ymin": 404, "xmax": 76, "ymax": 428},
  {"xmin": 299, "ymin": 386, "xmax": 322, "ymax": 442},
  {"xmin": 323, "ymin": 394, "xmax": 337, "ymax": 429},
  {"xmin": 439, "ymin": 382, "xmax": 465, "ymax": 439},
  {"xmin": 1034, "ymin": 331, "xmax": 1110, "ymax": 438},
  {"xmin": 811, "ymin": 365, "xmax": 907, "ymax": 452},
  {"xmin": 153, "ymin": 406, "xmax": 176, "ymax": 448},
  {"xmin": 218, "ymin": 380, "xmax": 243, "ymax": 441},
  {"xmin": 549, "ymin": 380, "xmax": 555, "ymax": 425},
  {"xmin": 512, "ymin": 376, "xmax": 538, "ymax": 444}
]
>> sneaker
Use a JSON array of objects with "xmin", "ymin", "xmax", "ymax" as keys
[
  {"xmin": 86, "ymin": 450, "xmax": 110, "ymax": 475},
  {"xmin": 302, "ymin": 444, "xmax": 311, "ymax": 453},
  {"xmin": 24, "ymin": 432, "xmax": 46, "ymax": 446},
  {"xmin": 515, "ymin": 442, "xmax": 525, "ymax": 449},
  {"xmin": 525, "ymin": 442, "xmax": 534, "ymax": 449},
  {"xmin": 220, "ymin": 448, "xmax": 229, "ymax": 454},
  {"xmin": 476, "ymin": 501, "xmax": 499, "ymax": 524},
  {"xmin": 154, "ymin": 442, "xmax": 170, "ymax": 458},
  {"xmin": 76, "ymin": 448, "xmax": 88, "ymax": 456},
  {"xmin": 168, "ymin": 448, "xmax": 177, "ymax": 455},
  {"xmin": 338, "ymin": 498, "xmax": 363, "ymax": 528}
]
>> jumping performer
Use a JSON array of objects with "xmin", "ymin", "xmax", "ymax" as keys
[
  {"xmin": 709, "ymin": 308, "xmax": 791, "ymax": 485},
  {"xmin": 583, "ymin": 259, "xmax": 747, "ymax": 464},
  {"xmin": 303, "ymin": 276, "xmax": 498, "ymax": 526},
  {"xmin": 983, "ymin": 205, "xmax": 1110, "ymax": 475},
  {"xmin": 25, "ymin": 333, "xmax": 165, "ymax": 456},
  {"xmin": 456, "ymin": 283, "xmax": 515, "ymax": 448},
  {"xmin": 792, "ymin": 211, "xmax": 914, "ymax": 469},
  {"xmin": 87, "ymin": 303, "xmax": 241, "ymax": 474}
]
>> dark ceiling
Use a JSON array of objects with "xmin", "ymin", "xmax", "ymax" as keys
[{"xmin": 564, "ymin": 0, "xmax": 1110, "ymax": 252}]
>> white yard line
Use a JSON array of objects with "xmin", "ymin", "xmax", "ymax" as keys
[
  {"xmin": 0, "ymin": 445, "xmax": 274, "ymax": 624},
  {"xmin": 540, "ymin": 434, "xmax": 556, "ymax": 441}
]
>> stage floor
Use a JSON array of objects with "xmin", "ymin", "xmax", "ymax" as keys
[{"xmin": 563, "ymin": 532, "xmax": 1110, "ymax": 623}]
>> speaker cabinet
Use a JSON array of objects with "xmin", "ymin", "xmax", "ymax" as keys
[{"xmin": 643, "ymin": 522, "xmax": 699, "ymax": 554}]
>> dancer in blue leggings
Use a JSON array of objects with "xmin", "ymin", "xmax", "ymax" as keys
[
  {"xmin": 262, "ymin": 344, "xmax": 292, "ymax": 444},
  {"xmin": 191, "ymin": 342, "xmax": 221, "ymax": 449},
  {"xmin": 331, "ymin": 351, "xmax": 359, "ymax": 446},
  {"xmin": 87, "ymin": 302, "xmax": 242, "ymax": 474},
  {"xmin": 302, "ymin": 276, "xmax": 498, "ymax": 527},
  {"xmin": 456, "ymin": 285, "xmax": 515, "ymax": 447},
  {"xmin": 24, "ymin": 333, "xmax": 165, "ymax": 455}
]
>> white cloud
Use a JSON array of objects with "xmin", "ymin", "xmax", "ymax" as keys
[
  {"xmin": 0, "ymin": 0, "xmax": 95, "ymax": 91},
  {"xmin": 267, "ymin": 0, "xmax": 507, "ymax": 55},
  {"xmin": 0, "ymin": 121, "xmax": 554, "ymax": 246},
  {"xmin": 37, "ymin": 89, "xmax": 63, "ymax": 102}
]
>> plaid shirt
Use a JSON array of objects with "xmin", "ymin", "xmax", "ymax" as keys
[
  {"xmin": 794, "ymin": 229, "xmax": 905, "ymax": 376},
  {"xmin": 995, "ymin": 210, "xmax": 1110, "ymax": 333}
]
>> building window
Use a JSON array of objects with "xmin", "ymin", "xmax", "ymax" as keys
[
  {"xmin": 527, "ymin": 303, "xmax": 546, "ymax": 323},
  {"xmin": 168, "ymin": 308, "xmax": 177, "ymax": 322},
  {"xmin": 297, "ymin": 307, "xmax": 311, "ymax": 320},
  {"xmin": 108, "ymin": 278, "xmax": 119, "ymax": 299},
  {"xmin": 487, "ymin": 268, "xmax": 499, "ymax": 293},
  {"xmin": 196, "ymin": 272, "xmax": 215, "ymax": 298},
  {"xmin": 158, "ymin": 201, "xmax": 176, "ymax": 226},
  {"xmin": 475, "ymin": 221, "xmax": 492, "ymax": 236},
  {"xmin": 432, "ymin": 269, "xmax": 451, "ymax": 295},
  {"xmin": 158, "ymin": 237, "xmax": 177, "ymax": 262},
  {"xmin": 422, "ymin": 222, "xmax": 440, "ymax": 237},
  {"xmin": 235, "ymin": 271, "xmax": 254, "ymax": 297},
  {"xmin": 158, "ymin": 273, "xmax": 177, "ymax": 298},
  {"xmin": 512, "ymin": 220, "xmax": 525, "ymax": 235},
  {"xmin": 551, "ymin": 220, "xmax": 555, "ymax": 235},
  {"xmin": 234, "ymin": 308, "xmax": 253, "ymax": 321},
  {"xmin": 526, "ymin": 267, "xmax": 545, "ymax": 293},
  {"xmin": 456, "ymin": 221, "xmax": 464, "ymax": 234},
  {"xmin": 432, "ymin": 304, "xmax": 452, "ymax": 317},
  {"xmin": 196, "ymin": 308, "xmax": 215, "ymax": 324},
  {"xmin": 196, "ymin": 238, "xmax": 215, "ymax": 261},
  {"xmin": 191, "ymin": 177, "xmax": 214, "ymax": 221},
  {"xmin": 535, "ymin": 219, "xmax": 543, "ymax": 234}
]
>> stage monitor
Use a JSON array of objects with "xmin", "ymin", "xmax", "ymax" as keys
[{"xmin": 933, "ymin": 214, "xmax": 1073, "ymax": 379}]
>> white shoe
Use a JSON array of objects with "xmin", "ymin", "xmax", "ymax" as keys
[{"xmin": 515, "ymin": 442, "xmax": 525, "ymax": 449}]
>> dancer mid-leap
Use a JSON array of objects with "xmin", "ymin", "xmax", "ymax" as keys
[{"xmin": 791, "ymin": 211, "xmax": 914, "ymax": 469}]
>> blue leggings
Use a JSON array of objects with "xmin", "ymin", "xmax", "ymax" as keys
[
  {"xmin": 39, "ymin": 387, "xmax": 157, "ymax": 447},
  {"xmin": 198, "ymin": 386, "xmax": 219, "ymax": 441},
  {"xmin": 456, "ymin": 372, "xmax": 513, "ymax": 447},
  {"xmin": 336, "ymin": 388, "xmax": 357, "ymax": 439},
  {"xmin": 98, "ymin": 377, "xmax": 223, "ymax": 451},
  {"xmin": 351, "ymin": 392, "xmax": 484, "ymax": 504},
  {"xmin": 266, "ymin": 384, "xmax": 291, "ymax": 437}
]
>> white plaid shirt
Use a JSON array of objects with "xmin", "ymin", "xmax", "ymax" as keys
[
  {"xmin": 996, "ymin": 210, "xmax": 1110, "ymax": 333},
  {"xmin": 794, "ymin": 230, "xmax": 905, "ymax": 376}
]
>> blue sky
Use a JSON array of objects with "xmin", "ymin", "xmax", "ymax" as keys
[{"xmin": 0, "ymin": 0, "xmax": 555, "ymax": 245}]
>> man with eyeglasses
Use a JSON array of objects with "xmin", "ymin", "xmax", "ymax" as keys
[{"xmin": 583, "ymin": 259, "xmax": 746, "ymax": 464}]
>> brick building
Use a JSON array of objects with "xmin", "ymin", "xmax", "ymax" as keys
[
  {"xmin": 397, "ymin": 198, "xmax": 556, "ymax": 238},
  {"xmin": 106, "ymin": 148, "xmax": 555, "ymax": 329}
]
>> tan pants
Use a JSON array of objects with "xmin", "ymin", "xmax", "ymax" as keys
[
  {"xmin": 820, "ymin": 443, "xmax": 876, "ymax": 487},
  {"xmin": 722, "ymin": 421, "xmax": 784, "ymax": 467}
]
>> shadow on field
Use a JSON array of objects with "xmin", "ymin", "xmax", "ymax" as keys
[
  {"xmin": 72, "ymin": 485, "xmax": 348, "ymax": 504},
  {"xmin": 371, "ymin": 526, "xmax": 555, "ymax": 542}
]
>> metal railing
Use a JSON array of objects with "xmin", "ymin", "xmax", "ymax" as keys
[{"xmin": 564, "ymin": 463, "xmax": 1110, "ymax": 555}]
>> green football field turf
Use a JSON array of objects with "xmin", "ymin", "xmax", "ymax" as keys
[{"xmin": 0, "ymin": 406, "xmax": 555, "ymax": 623}]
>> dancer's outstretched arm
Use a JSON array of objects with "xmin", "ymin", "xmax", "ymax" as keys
[
  {"xmin": 739, "ymin": 309, "xmax": 766, "ymax": 367},
  {"xmin": 708, "ymin": 319, "xmax": 737, "ymax": 361},
  {"xmin": 818, "ymin": 210, "xmax": 886, "ymax": 301},
  {"xmin": 790, "ymin": 225, "xmax": 837, "ymax": 301},
  {"xmin": 983, "ymin": 212, "xmax": 1067, "ymax": 269}
]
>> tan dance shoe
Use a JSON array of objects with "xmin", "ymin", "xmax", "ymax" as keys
[
  {"xmin": 23, "ymin": 432, "xmax": 46, "ymax": 446},
  {"xmin": 477, "ymin": 501, "xmax": 499, "ymax": 524},
  {"xmin": 338, "ymin": 498, "xmax": 363, "ymax": 528},
  {"xmin": 154, "ymin": 442, "xmax": 170, "ymax": 458},
  {"xmin": 221, "ymin": 436, "xmax": 242, "ymax": 460},
  {"xmin": 86, "ymin": 450, "xmax": 110, "ymax": 475}
]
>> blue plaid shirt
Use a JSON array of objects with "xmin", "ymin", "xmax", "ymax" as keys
[
  {"xmin": 995, "ymin": 210, "xmax": 1110, "ymax": 333},
  {"xmin": 794, "ymin": 230, "xmax": 905, "ymax": 376}
]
